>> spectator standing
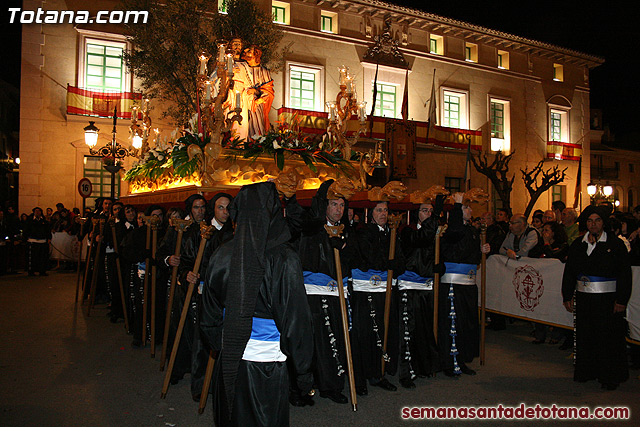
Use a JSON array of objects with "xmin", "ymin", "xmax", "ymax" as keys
[{"xmin": 26, "ymin": 207, "xmax": 51, "ymax": 276}]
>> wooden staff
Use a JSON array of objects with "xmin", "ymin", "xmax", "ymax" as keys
[
  {"xmin": 149, "ymin": 215, "xmax": 163, "ymax": 358},
  {"xmin": 381, "ymin": 213, "xmax": 402, "ymax": 377},
  {"xmin": 325, "ymin": 224, "xmax": 357, "ymax": 411},
  {"xmin": 75, "ymin": 217, "xmax": 87, "ymax": 303},
  {"xmin": 160, "ymin": 218, "xmax": 193, "ymax": 371},
  {"xmin": 433, "ymin": 224, "xmax": 447, "ymax": 343},
  {"xmin": 479, "ymin": 224, "xmax": 487, "ymax": 366},
  {"xmin": 141, "ymin": 217, "xmax": 152, "ymax": 347},
  {"xmin": 87, "ymin": 218, "xmax": 106, "ymax": 316},
  {"xmin": 161, "ymin": 223, "xmax": 213, "ymax": 399},
  {"xmin": 198, "ymin": 351, "xmax": 216, "ymax": 414},
  {"xmin": 81, "ymin": 220, "xmax": 97, "ymax": 301},
  {"xmin": 109, "ymin": 217, "xmax": 130, "ymax": 332}
]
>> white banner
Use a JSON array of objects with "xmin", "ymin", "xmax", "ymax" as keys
[
  {"xmin": 479, "ymin": 255, "xmax": 573, "ymax": 328},
  {"xmin": 627, "ymin": 267, "xmax": 640, "ymax": 341}
]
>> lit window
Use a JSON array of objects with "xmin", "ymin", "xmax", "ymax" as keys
[
  {"xmin": 77, "ymin": 31, "xmax": 130, "ymax": 92},
  {"xmin": 218, "ymin": 0, "xmax": 227, "ymax": 14},
  {"xmin": 286, "ymin": 63, "xmax": 324, "ymax": 111},
  {"xmin": 490, "ymin": 98, "xmax": 511, "ymax": 152},
  {"xmin": 497, "ymin": 50, "xmax": 509, "ymax": 69},
  {"xmin": 549, "ymin": 108, "xmax": 569, "ymax": 142},
  {"xmin": 551, "ymin": 185, "xmax": 565, "ymax": 203},
  {"xmin": 441, "ymin": 89, "xmax": 468, "ymax": 129},
  {"xmin": 553, "ymin": 63, "xmax": 564, "ymax": 82},
  {"xmin": 373, "ymin": 83, "xmax": 397, "ymax": 118},
  {"xmin": 321, "ymin": 11, "xmax": 337, "ymax": 33},
  {"xmin": 430, "ymin": 35, "xmax": 443, "ymax": 55},
  {"xmin": 465, "ymin": 42, "xmax": 478, "ymax": 63},
  {"xmin": 272, "ymin": 1, "xmax": 289, "ymax": 25},
  {"xmin": 83, "ymin": 156, "xmax": 120, "ymax": 204}
]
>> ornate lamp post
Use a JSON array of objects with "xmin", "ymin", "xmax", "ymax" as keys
[
  {"xmin": 84, "ymin": 106, "xmax": 132, "ymax": 199},
  {"xmin": 586, "ymin": 182, "xmax": 614, "ymax": 205}
]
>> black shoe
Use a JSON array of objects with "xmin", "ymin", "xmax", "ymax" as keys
[
  {"xmin": 319, "ymin": 390, "xmax": 348, "ymax": 404},
  {"xmin": 559, "ymin": 341, "xmax": 572, "ymax": 351},
  {"xmin": 601, "ymin": 383, "xmax": 618, "ymax": 391},
  {"xmin": 28, "ymin": 272, "xmax": 36, "ymax": 276},
  {"xmin": 487, "ymin": 323, "xmax": 506, "ymax": 331},
  {"xmin": 192, "ymin": 393, "xmax": 201, "ymax": 402},
  {"xmin": 131, "ymin": 339, "xmax": 142, "ymax": 348},
  {"xmin": 460, "ymin": 366, "xmax": 476, "ymax": 376},
  {"xmin": 443, "ymin": 369, "xmax": 457, "ymax": 377},
  {"xmin": 355, "ymin": 386, "xmax": 368, "ymax": 396},
  {"xmin": 532, "ymin": 339, "xmax": 545, "ymax": 345},
  {"xmin": 371, "ymin": 378, "xmax": 397, "ymax": 391},
  {"xmin": 400, "ymin": 378, "xmax": 416, "ymax": 389},
  {"xmin": 39, "ymin": 272, "xmax": 48, "ymax": 276},
  {"xmin": 289, "ymin": 392, "xmax": 314, "ymax": 407}
]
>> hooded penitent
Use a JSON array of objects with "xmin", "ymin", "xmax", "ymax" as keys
[{"xmin": 221, "ymin": 182, "xmax": 290, "ymax": 412}]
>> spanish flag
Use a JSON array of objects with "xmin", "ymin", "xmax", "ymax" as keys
[{"xmin": 66, "ymin": 85, "xmax": 142, "ymax": 119}]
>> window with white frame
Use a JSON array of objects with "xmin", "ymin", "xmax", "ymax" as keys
[
  {"xmin": 465, "ymin": 42, "xmax": 478, "ymax": 63},
  {"xmin": 441, "ymin": 88, "xmax": 468, "ymax": 129},
  {"xmin": 490, "ymin": 98, "xmax": 511, "ymax": 152},
  {"xmin": 430, "ymin": 34, "xmax": 443, "ymax": 55},
  {"xmin": 286, "ymin": 63, "xmax": 324, "ymax": 112},
  {"xmin": 77, "ymin": 30, "xmax": 130, "ymax": 92},
  {"xmin": 373, "ymin": 82, "xmax": 397, "ymax": 118},
  {"xmin": 272, "ymin": 1, "xmax": 289, "ymax": 25},
  {"xmin": 549, "ymin": 107, "xmax": 569, "ymax": 142},
  {"xmin": 321, "ymin": 10, "xmax": 338, "ymax": 33}
]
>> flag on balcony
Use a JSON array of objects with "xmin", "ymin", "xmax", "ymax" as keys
[
  {"xmin": 573, "ymin": 155, "xmax": 582, "ymax": 209},
  {"xmin": 425, "ymin": 70, "xmax": 437, "ymax": 142},
  {"xmin": 401, "ymin": 68, "xmax": 409, "ymax": 121},
  {"xmin": 546, "ymin": 140, "xmax": 582, "ymax": 161},
  {"xmin": 66, "ymin": 85, "xmax": 142, "ymax": 119}
]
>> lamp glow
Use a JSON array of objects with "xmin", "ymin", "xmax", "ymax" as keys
[
  {"xmin": 586, "ymin": 184, "xmax": 597, "ymax": 196},
  {"xmin": 84, "ymin": 121, "xmax": 99, "ymax": 148},
  {"xmin": 603, "ymin": 185, "xmax": 613, "ymax": 197},
  {"xmin": 132, "ymin": 133, "xmax": 143, "ymax": 150}
]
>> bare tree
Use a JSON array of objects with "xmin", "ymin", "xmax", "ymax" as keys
[
  {"xmin": 471, "ymin": 151, "xmax": 515, "ymax": 215},
  {"xmin": 521, "ymin": 160, "xmax": 567, "ymax": 218}
]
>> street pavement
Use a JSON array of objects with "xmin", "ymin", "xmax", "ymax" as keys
[{"xmin": 1, "ymin": 270, "xmax": 639, "ymax": 426}]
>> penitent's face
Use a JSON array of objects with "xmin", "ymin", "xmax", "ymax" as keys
[
  {"xmin": 326, "ymin": 199, "xmax": 345, "ymax": 225},
  {"xmin": 371, "ymin": 202, "xmax": 388, "ymax": 226}
]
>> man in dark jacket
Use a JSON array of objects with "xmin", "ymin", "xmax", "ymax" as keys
[
  {"xmin": 26, "ymin": 207, "xmax": 51, "ymax": 276},
  {"xmin": 562, "ymin": 205, "xmax": 631, "ymax": 390}
]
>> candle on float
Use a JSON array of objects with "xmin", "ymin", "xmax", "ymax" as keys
[
  {"xmin": 235, "ymin": 90, "xmax": 241, "ymax": 109},
  {"xmin": 345, "ymin": 75, "xmax": 353, "ymax": 95},
  {"xmin": 358, "ymin": 101, "xmax": 367, "ymax": 122},
  {"xmin": 217, "ymin": 44, "xmax": 226, "ymax": 62},
  {"xmin": 199, "ymin": 55, "xmax": 208, "ymax": 75},
  {"xmin": 204, "ymin": 81, "xmax": 212, "ymax": 100},
  {"xmin": 226, "ymin": 54, "xmax": 234, "ymax": 72}
]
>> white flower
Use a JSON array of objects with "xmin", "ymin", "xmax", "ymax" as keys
[
  {"xmin": 272, "ymin": 140, "xmax": 281, "ymax": 150},
  {"xmin": 158, "ymin": 154, "xmax": 164, "ymax": 161}
]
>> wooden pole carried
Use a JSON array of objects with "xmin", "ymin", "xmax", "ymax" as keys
[
  {"xmin": 87, "ymin": 218, "xmax": 105, "ymax": 316},
  {"xmin": 149, "ymin": 215, "xmax": 163, "ymax": 358},
  {"xmin": 75, "ymin": 217, "xmax": 87, "ymax": 303},
  {"xmin": 161, "ymin": 222, "xmax": 213, "ymax": 399},
  {"xmin": 325, "ymin": 224, "xmax": 357, "ymax": 411},
  {"xmin": 160, "ymin": 218, "xmax": 193, "ymax": 371},
  {"xmin": 479, "ymin": 224, "xmax": 487, "ymax": 366},
  {"xmin": 198, "ymin": 351, "xmax": 216, "ymax": 414},
  {"xmin": 433, "ymin": 224, "xmax": 447, "ymax": 343},
  {"xmin": 141, "ymin": 217, "xmax": 152, "ymax": 347},
  {"xmin": 109, "ymin": 217, "xmax": 130, "ymax": 332},
  {"xmin": 381, "ymin": 213, "xmax": 402, "ymax": 377},
  {"xmin": 81, "ymin": 220, "xmax": 97, "ymax": 302}
]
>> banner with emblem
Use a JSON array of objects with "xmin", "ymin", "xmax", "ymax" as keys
[
  {"xmin": 385, "ymin": 119, "xmax": 417, "ymax": 178},
  {"xmin": 626, "ymin": 267, "xmax": 640, "ymax": 342},
  {"xmin": 480, "ymin": 255, "xmax": 573, "ymax": 328},
  {"xmin": 67, "ymin": 85, "xmax": 142, "ymax": 119}
]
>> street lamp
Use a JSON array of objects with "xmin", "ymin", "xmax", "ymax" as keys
[
  {"xmin": 84, "ymin": 106, "xmax": 132, "ymax": 199},
  {"xmin": 586, "ymin": 182, "xmax": 615, "ymax": 206}
]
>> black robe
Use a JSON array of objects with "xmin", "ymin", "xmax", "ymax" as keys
[
  {"xmin": 438, "ymin": 203, "xmax": 481, "ymax": 372},
  {"xmin": 398, "ymin": 216, "xmax": 440, "ymax": 379},
  {"xmin": 200, "ymin": 240, "xmax": 313, "ymax": 427},
  {"xmin": 347, "ymin": 222, "xmax": 404, "ymax": 386},
  {"xmin": 298, "ymin": 217, "xmax": 351, "ymax": 394},
  {"xmin": 561, "ymin": 233, "xmax": 631, "ymax": 385},
  {"xmin": 173, "ymin": 221, "xmax": 233, "ymax": 397}
]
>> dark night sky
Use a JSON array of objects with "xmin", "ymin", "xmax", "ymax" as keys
[{"xmin": 2, "ymin": 1, "xmax": 637, "ymax": 141}]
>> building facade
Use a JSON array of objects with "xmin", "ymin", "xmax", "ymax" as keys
[{"xmin": 19, "ymin": 0, "xmax": 603, "ymax": 214}]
